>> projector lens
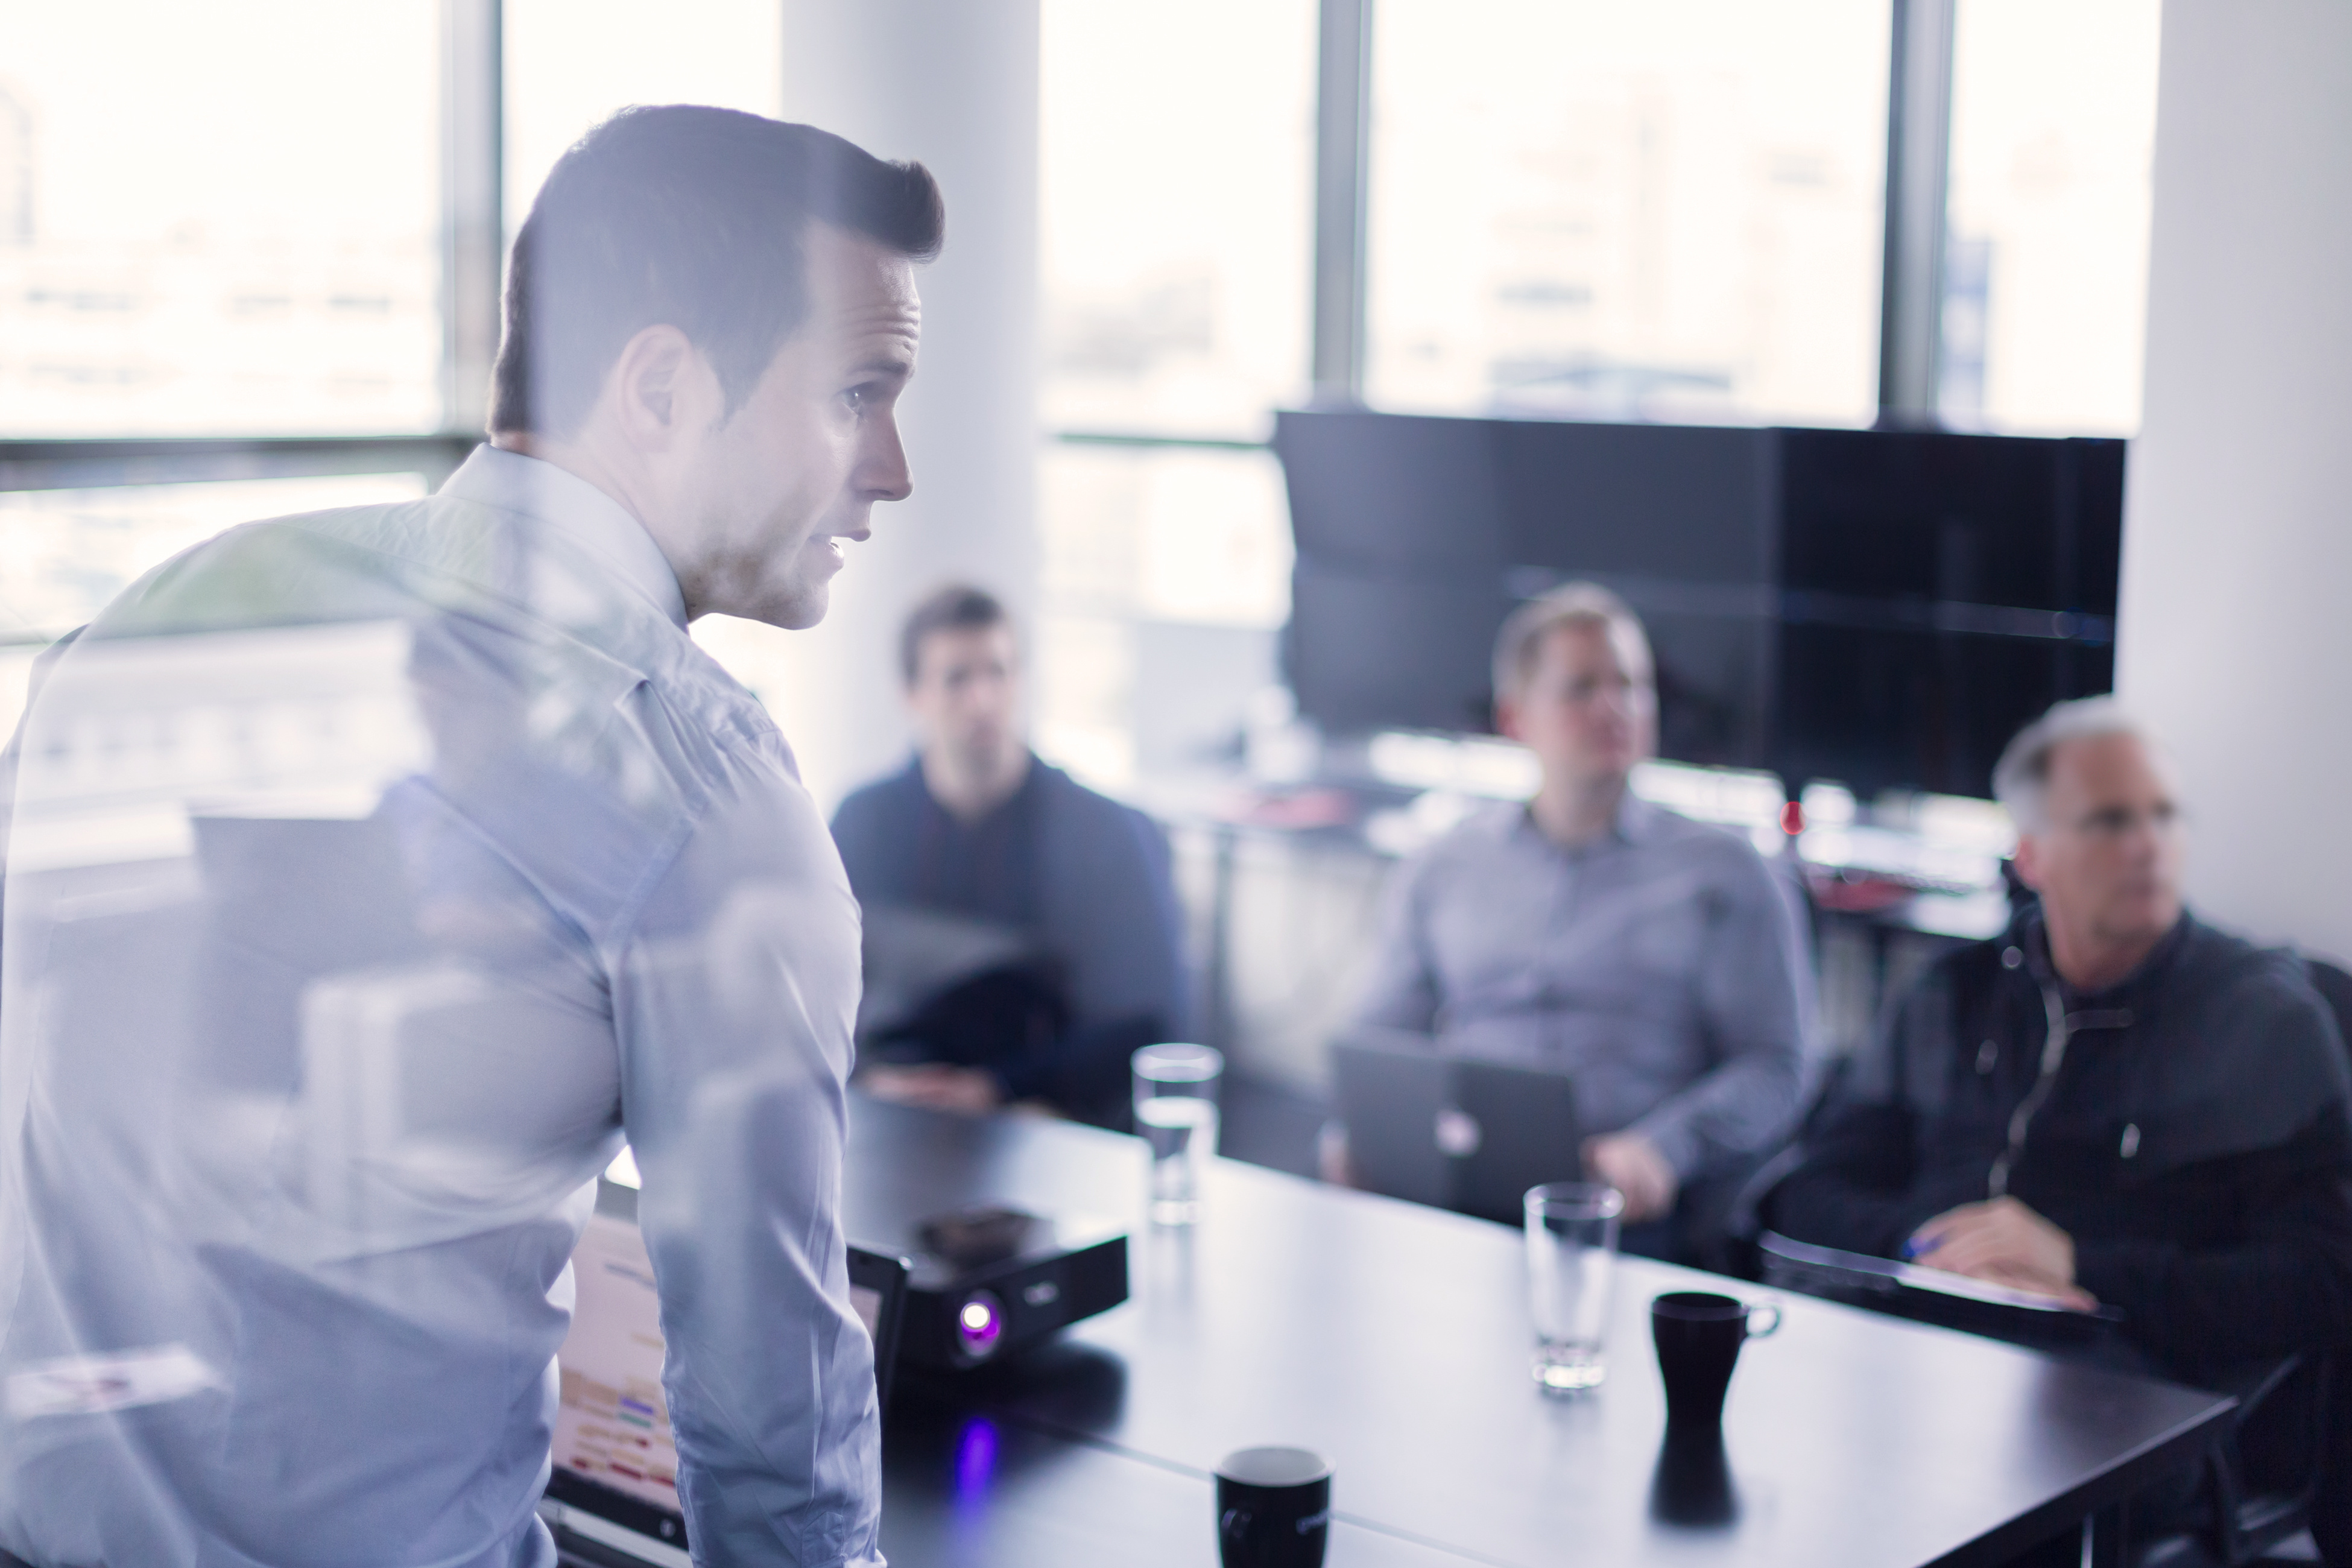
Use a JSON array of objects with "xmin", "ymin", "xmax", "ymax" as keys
[{"xmin": 955, "ymin": 1291, "xmax": 1004, "ymax": 1361}]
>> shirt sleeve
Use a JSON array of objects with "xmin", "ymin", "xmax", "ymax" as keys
[
  {"xmin": 1627, "ymin": 849, "xmax": 1816, "ymax": 1178},
  {"xmin": 1348, "ymin": 849, "xmax": 1443, "ymax": 1034},
  {"xmin": 613, "ymin": 762, "xmax": 883, "ymax": 1568}
]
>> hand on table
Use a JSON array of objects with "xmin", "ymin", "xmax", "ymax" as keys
[
  {"xmin": 1906, "ymin": 1197, "xmax": 2098, "ymax": 1311},
  {"xmin": 858, "ymin": 1063, "xmax": 1004, "ymax": 1116},
  {"xmin": 1583, "ymin": 1131, "xmax": 1678, "ymax": 1223}
]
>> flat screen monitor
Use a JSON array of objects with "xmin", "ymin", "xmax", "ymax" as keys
[{"xmin": 1272, "ymin": 410, "xmax": 2122, "ymax": 798}]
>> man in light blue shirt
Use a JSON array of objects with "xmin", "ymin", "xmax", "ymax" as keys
[
  {"xmin": 0, "ymin": 108, "xmax": 939, "ymax": 1566},
  {"xmin": 1350, "ymin": 584, "xmax": 1815, "ymax": 1256}
]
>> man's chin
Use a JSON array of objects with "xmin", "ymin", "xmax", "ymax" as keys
[{"xmin": 738, "ymin": 581, "xmax": 828, "ymax": 632}]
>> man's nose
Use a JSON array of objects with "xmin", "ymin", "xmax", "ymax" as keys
[{"xmin": 861, "ymin": 413, "xmax": 914, "ymax": 503}]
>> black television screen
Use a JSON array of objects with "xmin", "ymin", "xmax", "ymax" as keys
[{"xmin": 1272, "ymin": 410, "xmax": 2121, "ymax": 798}]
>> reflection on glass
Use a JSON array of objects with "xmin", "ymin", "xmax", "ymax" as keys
[
  {"xmin": 0, "ymin": 451, "xmax": 875, "ymax": 1557},
  {"xmin": 1039, "ymin": 0, "xmax": 1315, "ymax": 438},
  {"xmin": 1368, "ymin": 0, "xmax": 1889, "ymax": 426},
  {"xmin": 0, "ymin": 473, "xmax": 428, "ymax": 644},
  {"xmin": 0, "ymin": 0, "xmax": 440, "ymax": 434},
  {"xmin": 1943, "ymin": 0, "xmax": 2161, "ymax": 434}
]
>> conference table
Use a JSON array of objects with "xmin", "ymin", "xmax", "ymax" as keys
[{"xmin": 844, "ymin": 1097, "xmax": 2236, "ymax": 1568}]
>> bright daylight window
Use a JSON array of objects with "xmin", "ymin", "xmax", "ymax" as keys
[
  {"xmin": 1034, "ymin": 0, "xmax": 1315, "ymax": 788},
  {"xmin": 0, "ymin": 1, "xmax": 441, "ymax": 435},
  {"xmin": 1366, "ymin": 0, "xmax": 1891, "ymax": 427},
  {"xmin": 504, "ymin": 0, "xmax": 783, "ymax": 248},
  {"xmin": 1941, "ymin": 0, "xmax": 2160, "ymax": 434}
]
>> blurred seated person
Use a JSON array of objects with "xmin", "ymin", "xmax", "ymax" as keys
[
  {"xmin": 1759, "ymin": 700, "xmax": 2352, "ymax": 1557},
  {"xmin": 832, "ymin": 584, "xmax": 1188, "ymax": 1124},
  {"xmin": 1342, "ymin": 583, "xmax": 1815, "ymax": 1259}
]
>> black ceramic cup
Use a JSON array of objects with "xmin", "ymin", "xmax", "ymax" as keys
[
  {"xmin": 1215, "ymin": 1446, "xmax": 1333, "ymax": 1568},
  {"xmin": 1651, "ymin": 1291, "xmax": 1781, "ymax": 1429}
]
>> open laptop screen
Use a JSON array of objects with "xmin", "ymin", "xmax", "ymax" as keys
[
  {"xmin": 545, "ymin": 1210, "xmax": 691, "ymax": 1562},
  {"xmin": 542, "ymin": 1182, "xmax": 908, "ymax": 1566}
]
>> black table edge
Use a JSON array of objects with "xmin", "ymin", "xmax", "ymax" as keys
[{"xmin": 1923, "ymin": 1392, "xmax": 2240, "ymax": 1568}]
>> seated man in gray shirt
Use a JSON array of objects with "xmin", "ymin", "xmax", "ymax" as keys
[{"xmin": 1348, "ymin": 583, "xmax": 1815, "ymax": 1256}]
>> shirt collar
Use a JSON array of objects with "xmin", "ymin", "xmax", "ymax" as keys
[
  {"xmin": 2018, "ymin": 905, "xmax": 2195, "ymax": 1005},
  {"xmin": 437, "ymin": 446, "xmax": 689, "ymax": 630},
  {"xmin": 1511, "ymin": 786, "xmax": 1655, "ymax": 853}
]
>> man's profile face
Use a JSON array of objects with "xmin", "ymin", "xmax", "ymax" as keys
[
  {"xmin": 675, "ymin": 222, "xmax": 921, "ymax": 628},
  {"xmin": 1497, "ymin": 621, "xmax": 1656, "ymax": 793},
  {"xmin": 2013, "ymin": 732, "xmax": 2185, "ymax": 951},
  {"xmin": 907, "ymin": 622, "xmax": 1021, "ymax": 768}
]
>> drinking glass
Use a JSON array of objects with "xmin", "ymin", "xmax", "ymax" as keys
[
  {"xmin": 1525, "ymin": 1181, "xmax": 1623, "ymax": 1393},
  {"xmin": 1133, "ymin": 1043, "xmax": 1222, "ymax": 1226}
]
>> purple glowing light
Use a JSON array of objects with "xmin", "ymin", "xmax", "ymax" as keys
[{"xmin": 955, "ymin": 1291, "xmax": 1004, "ymax": 1359}]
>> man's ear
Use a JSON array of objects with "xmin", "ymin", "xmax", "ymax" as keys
[
  {"xmin": 603, "ymin": 324, "xmax": 706, "ymax": 450},
  {"xmin": 2012, "ymin": 832, "xmax": 2047, "ymax": 893}
]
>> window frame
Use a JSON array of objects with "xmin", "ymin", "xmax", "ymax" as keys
[{"xmin": 1, "ymin": 2, "xmax": 1965, "ymax": 484}]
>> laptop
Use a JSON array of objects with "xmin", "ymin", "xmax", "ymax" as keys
[
  {"xmin": 540, "ymin": 1177, "xmax": 910, "ymax": 1567},
  {"xmin": 1330, "ymin": 1026, "xmax": 1584, "ymax": 1224}
]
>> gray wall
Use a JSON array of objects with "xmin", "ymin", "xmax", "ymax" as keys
[{"xmin": 2116, "ymin": 0, "xmax": 2352, "ymax": 962}]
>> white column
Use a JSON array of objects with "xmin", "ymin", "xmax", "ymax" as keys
[
  {"xmin": 709, "ymin": 1, "xmax": 1040, "ymax": 812},
  {"xmin": 2116, "ymin": 0, "xmax": 2352, "ymax": 961}
]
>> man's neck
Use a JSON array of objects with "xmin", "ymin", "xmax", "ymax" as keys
[
  {"xmin": 922, "ymin": 743, "xmax": 1031, "ymax": 826},
  {"xmin": 1528, "ymin": 773, "xmax": 1628, "ymax": 850},
  {"xmin": 2044, "ymin": 914, "xmax": 2173, "ymax": 994}
]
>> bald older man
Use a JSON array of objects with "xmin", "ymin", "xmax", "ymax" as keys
[{"xmin": 1763, "ymin": 698, "xmax": 2352, "ymax": 1559}]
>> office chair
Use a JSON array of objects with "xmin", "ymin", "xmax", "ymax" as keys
[{"xmin": 2125, "ymin": 955, "xmax": 2352, "ymax": 1567}]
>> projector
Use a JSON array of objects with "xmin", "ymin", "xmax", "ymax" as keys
[{"xmin": 869, "ymin": 1204, "xmax": 1128, "ymax": 1371}]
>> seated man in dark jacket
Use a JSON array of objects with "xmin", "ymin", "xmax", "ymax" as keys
[
  {"xmin": 831, "ymin": 584, "xmax": 1189, "ymax": 1123},
  {"xmin": 1762, "ymin": 697, "xmax": 2352, "ymax": 1554}
]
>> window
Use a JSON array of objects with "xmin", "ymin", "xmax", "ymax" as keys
[
  {"xmin": 1941, "ymin": 0, "xmax": 2161, "ymax": 434},
  {"xmin": 1366, "ymin": 0, "xmax": 1891, "ymax": 427},
  {"xmin": 1034, "ymin": 0, "xmax": 1317, "ymax": 788},
  {"xmin": 1038, "ymin": 0, "xmax": 1317, "ymax": 440},
  {"xmin": 1034, "ymin": 442, "xmax": 1293, "ymax": 786},
  {"xmin": 503, "ymin": 0, "xmax": 783, "ymax": 238},
  {"xmin": 0, "ymin": 1, "xmax": 441, "ymax": 436}
]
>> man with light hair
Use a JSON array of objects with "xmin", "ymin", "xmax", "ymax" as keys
[
  {"xmin": 1345, "ymin": 583, "xmax": 1815, "ymax": 1260},
  {"xmin": 1763, "ymin": 697, "xmax": 2352, "ymax": 1558}
]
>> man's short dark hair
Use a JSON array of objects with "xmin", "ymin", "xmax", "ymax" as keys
[
  {"xmin": 490, "ymin": 106, "xmax": 944, "ymax": 438},
  {"xmin": 901, "ymin": 584, "xmax": 1011, "ymax": 686}
]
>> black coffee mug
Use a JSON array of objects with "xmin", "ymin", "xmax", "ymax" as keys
[
  {"xmin": 1215, "ymin": 1446, "xmax": 1332, "ymax": 1568},
  {"xmin": 1651, "ymin": 1291, "xmax": 1781, "ymax": 1429}
]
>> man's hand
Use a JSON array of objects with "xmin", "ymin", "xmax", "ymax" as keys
[
  {"xmin": 1317, "ymin": 1122, "xmax": 1360, "ymax": 1188},
  {"xmin": 857, "ymin": 1063, "xmax": 1004, "ymax": 1116},
  {"xmin": 1906, "ymin": 1197, "xmax": 2098, "ymax": 1310},
  {"xmin": 1583, "ymin": 1131, "xmax": 1679, "ymax": 1222}
]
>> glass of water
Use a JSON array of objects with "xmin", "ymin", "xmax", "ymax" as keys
[
  {"xmin": 1525, "ymin": 1181, "xmax": 1623, "ymax": 1394},
  {"xmin": 1132, "ymin": 1043, "xmax": 1222, "ymax": 1226}
]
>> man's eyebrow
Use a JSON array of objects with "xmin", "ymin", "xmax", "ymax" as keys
[{"xmin": 846, "ymin": 353, "xmax": 915, "ymax": 379}]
